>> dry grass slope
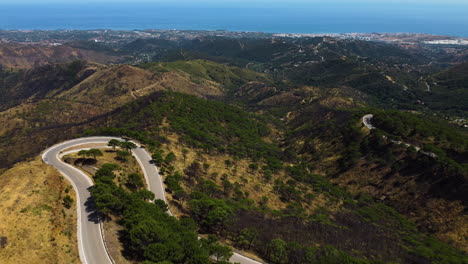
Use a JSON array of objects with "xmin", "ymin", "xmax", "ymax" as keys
[
  {"xmin": 0, "ymin": 156, "xmax": 79, "ymax": 264},
  {"xmin": 0, "ymin": 43, "xmax": 121, "ymax": 69}
]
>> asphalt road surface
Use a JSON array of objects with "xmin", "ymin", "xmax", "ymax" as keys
[
  {"xmin": 42, "ymin": 137, "xmax": 263, "ymax": 264},
  {"xmin": 361, "ymin": 114, "xmax": 436, "ymax": 158},
  {"xmin": 362, "ymin": 114, "xmax": 375, "ymax": 130}
]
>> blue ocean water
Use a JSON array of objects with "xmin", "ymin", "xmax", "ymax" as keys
[{"xmin": 0, "ymin": 2, "xmax": 467, "ymax": 37}]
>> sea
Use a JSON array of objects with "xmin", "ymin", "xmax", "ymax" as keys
[{"xmin": 0, "ymin": 2, "xmax": 467, "ymax": 37}]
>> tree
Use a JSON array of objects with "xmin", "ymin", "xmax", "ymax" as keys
[
  {"xmin": 88, "ymin": 149, "xmax": 103, "ymax": 160},
  {"xmin": 137, "ymin": 190, "xmax": 156, "ymax": 202},
  {"xmin": 63, "ymin": 195, "xmax": 74, "ymax": 209},
  {"xmin": 152, "ymin": 149, "xmax": 165, "ymax": 165},
  {"xmin": 185, "ymin": 162, "xmax": 202, "ymax": 179},
  {"xmin": 153, "ymin": 199, "xmax": 168, "ymax": 212},
  {"xmin": 200, "ymin": 236, "xmax": 233, "ymax": 263},
  {"xmin": 268, "ymin": 239, "xmax": 288, "ymax": 264},
  {"xmin": 248, "ymin": 163, "xmax": 259, "ymax": 172},
  {"xmin": 164, "ymin": 173, "xmax": 183, "ymax": 194},
  {"xmin": 209, "ymin": 242, "xmax": 233, "ymax": 263},
  {"xmin": 189, "ymin": 195, "xmax": 233, "ymax": 233},
  {"xmin": 116, "ymin": 150, "xmax": 131, "ymax": 162},
  {"xmin": 91, "ymin": 183, "xmax": 122, "ymax": 216},
  {"xmin": 143, "ymin": 243, "xmax": 170, "ymax": 263},
  {"xmin": 199, "ymin": 180, "xmax": 219, "ymax": 197},
  {"xmin": 165, "ymin": 152, "xmax": 176, "ymax": 164},
  {"xmin": 127, "ymin": 172, "xmax": 144, "ymax": 190},
  {"xmin": 222, "ymin": 179, "xmax": 233, "ymax": 195},
  {"xmin": 94, "ymin": 164, "xmax": 118, "ymax": 184},
  {"xmin": 89, "ymin": 163, "xmax": 212, "ymax": 264},
  {"xmin": 121, "ymin": 141, "xmax": 137, "ymax": 152},
  {"xmin": 236, "ymin": 228, "xmax": 258, "ymax": 250},
  {"xmin": 108, "ymin": 139, "xmax": 121, "ymax": 151},
  {"xmin": 78, "ymin": 149, "xmax": 89, "ymax": 159}
]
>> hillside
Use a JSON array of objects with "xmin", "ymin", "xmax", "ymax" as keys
[
  {"xmin": 0, "ymin": 156, "xmax": 78, "ymax": 263},
  {"xmin": 0, "ymin": 60, "xmax": 230, "ymax": 171},
  {"xmin": 417, "ymin": 62, "xmax": 468, "ymax": 115},
  {"xmin": 0, "ymin": 43, "xmax": 121, "ymax": 69},
  {"xmin": 236, "ymin": 76, "xmax": 468, "ymax": 251},
  {"xmin": 82, "ymin": 91, "xmax": 467, "ymax": 263},
  {"xmin": 139, "ymin": 59, "xmax": 271, "ymax": 93},
  {"xmin": 286, "ymin": 107, "xmax": 468, "ymax": 250},
  {"xmin": 122, "ymin": 36, "xmax": 468, "ymax": 117},
  {"xmin": 0, "ymin": 35, "xmax": 467, "ymax": 264},
  {"xmin": 1, "ymin": 78, "xmax": 466, "ymax": 262}
]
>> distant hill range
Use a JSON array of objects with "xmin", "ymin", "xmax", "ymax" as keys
[{"xmin": 0, "ymin": 30, "xmax": 467, "ymax": 263}]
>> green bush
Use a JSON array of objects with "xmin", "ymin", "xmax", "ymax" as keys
[{"xmin": 62, "ymin": 195, "xmax": 74, "ymax": 209}]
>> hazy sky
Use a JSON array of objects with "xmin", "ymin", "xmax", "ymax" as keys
[
  {"xmin": 1, "ymin": 0, "xmax": 467, "ymax": 9},
  {"xmin": 1, "ymin": 0, "xmax": 468, "ymax": 8},
  {"xmin": 1, "ymin": 0, "xmax": 467, "ymax": 3}
]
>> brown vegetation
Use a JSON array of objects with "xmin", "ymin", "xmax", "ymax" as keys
[
  {"xmin": 335, "ymin": 160, "xmax": 468, "ymax": 251},
  {"xmin": 0, "ymin": 156, "xmax": 78, "ymax": 263},
  {"xmin": 0, "ymin": 43, "xmax": 121, "ymax": 69}
]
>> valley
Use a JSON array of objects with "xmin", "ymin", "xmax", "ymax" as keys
[{"xmin": 0, "ymin": 30, "xmax": 466, "ymax": 264}]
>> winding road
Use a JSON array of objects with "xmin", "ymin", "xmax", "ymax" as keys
[
  {"xmin": 361, "ymin": 114, "xmax": 436, "ymax": 158},
  {"xmin": 362, "ymin": 114, "xmax": 375, "ymax": 130},
  {"xmin": 42, "ymin": 137, "xmax": 263, "ymax": 264}
]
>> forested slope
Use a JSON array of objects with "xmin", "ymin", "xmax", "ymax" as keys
[{"xmin": 0, "ymin": 35, "xmax": 467, "ymax": 263}]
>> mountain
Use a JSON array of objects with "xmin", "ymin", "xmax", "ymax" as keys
[
  {"xmin": 0, "ymin": 60, "xmax": 237, "ymax": 169},
  {"xmin": 0, "ymin": 43, "xmax": 121, "ymax": 69},
  {"xmin": 0, "ymin": 33, "xmax": 467, "ymax": 264},
  {"xmin": 122, "ymin": 36, "xmax": 468, "ymax": 115},
  {"xmin": 421, "ymin": 62, "xmax": 468, "ymax": 114}
]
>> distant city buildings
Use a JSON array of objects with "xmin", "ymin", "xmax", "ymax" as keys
[{"xmin": 423, "ymin": 39, "xmax": 468, "ymax": 45}]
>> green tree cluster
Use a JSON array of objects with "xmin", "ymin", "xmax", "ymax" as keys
[
  {"xmin": 189, "ymin": 192, "xmax": 233, "ymax": 233},
  {"xmin": 89, "ymin": 164, "xmax": 233, "ymax": 263},
  {"xmin": 77, "ymin": 148, "xmax": 103, "ymax": 160},
  {"xmin": 102, "ymin": 92, "xmax": 280, "ymax": 160},
  {"xmin": 108, "ymin": 139, "xmax": 138, "ymax": 152}
]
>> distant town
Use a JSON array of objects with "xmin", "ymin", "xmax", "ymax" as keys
[
  {"xmin": 1, "ymin": 29, "xmax": 468, "ymax": 46},
  {"xmin": 274, "ymin": 32, "xmax": 468, "ymax": 45}
]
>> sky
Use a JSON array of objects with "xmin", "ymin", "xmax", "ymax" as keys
[
  {"xmin": 2, "ymin": 0, "xmax": 468, "ymax": 8},
  {"xmin": 1, "ymin": 0, "xmax": 467, "ymax": 3}
]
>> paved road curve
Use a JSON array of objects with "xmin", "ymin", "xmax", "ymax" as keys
[
  {"xmin": 42, "ymin": 137, "xmax": 264, "ymax": 264},
  {"xmin": 361, "ymin": 114, "xmax": 436, "ymax": 158},
  {"xmin": 362, "ymin": 114, "xmax": 375, "ymax": 130},
  {"xmin": 42, "ymin": 137, "xmax": 117, "ymax": 264}
]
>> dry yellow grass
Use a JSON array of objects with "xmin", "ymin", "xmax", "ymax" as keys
[
  {"xmin": 55, "ymin": 65, "xmax": 223, "ymax": 109},
  {"xmin": 0, "ymin": 156, "xmax": 79, "ymax": 264},
  {"xmin": 159, "ymin": 134, "xmax": 285, "ymax": 212},
  {"xmin": 159, "ymin": 133, "xmax": 338, "ymax": 216},
  {"xmin": 0, "ymin": 43, "xmax": 120, "ymax": 69},
  {"xmin": 102, "ymin": 220, "xmax": 133, "ymax": 264}
]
